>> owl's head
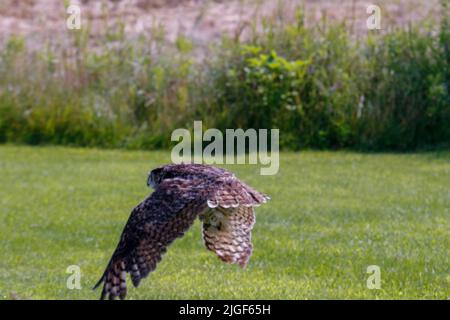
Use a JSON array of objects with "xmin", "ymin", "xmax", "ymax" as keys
[
  {"xmin": 147, "ymin": 167, "xmax": 165, "ymax": 189},
  {"xmin": 147, "ymin": 164, "xmax": 189, "ymax": 188},
  {"xmin": 147, "ymin": 163, "xmax": 227, "ymax": 189}
]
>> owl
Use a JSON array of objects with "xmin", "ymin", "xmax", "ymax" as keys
[{"xmin": 93, "ymin": 163, "xmax": 269, "ymax": 300}]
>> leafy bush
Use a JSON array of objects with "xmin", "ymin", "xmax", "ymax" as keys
[
  {"xmin": 359, "ymin": 26, "xmax": 450, "ymax": 149},
  {"xmin": 208, "ymin": 21, "xmax": 363, "ymax": 149}
]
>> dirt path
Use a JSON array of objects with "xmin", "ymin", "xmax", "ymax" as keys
[{"xmin": 0, "ymin": 0, "xmax": 442, "ymax": 47}]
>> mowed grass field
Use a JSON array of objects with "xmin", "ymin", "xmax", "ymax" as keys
[{"xmin": 0, "ymin": 145, "xmax": 449, "ymax": 300}]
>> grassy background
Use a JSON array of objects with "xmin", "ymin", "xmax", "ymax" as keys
[
  {"xmin": 0, "ymin": 145, "xmax": 448, "ymax": 299},
  {"xmin": 1, "ymin": 1, "xmax": 449, "ymax": 151}
]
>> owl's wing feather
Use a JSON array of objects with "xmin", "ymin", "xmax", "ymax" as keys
[
  {"xmin": 201, "ymin": 176, "xmax": 267, "ymax": 267},
  {"xmin": 94, "ymin": 178, "xmax": 207, "ymax": 300},
  {"xmin": 201, "ymin": 206, "xmax": 255, "ymax": 267},
  {"xmin": 207, "ymin": 177, "xmax": 269, "ymax": 208}
]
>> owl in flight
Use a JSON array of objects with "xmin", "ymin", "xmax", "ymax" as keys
[{"xmin": 94, "ymin": 164, "xmax": 269, "ymax": 300}]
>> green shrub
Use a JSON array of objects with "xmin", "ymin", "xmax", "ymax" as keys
[
  {"xmin": 359, "ymin": 26, "xmax": 450, "ymax": 149},
  {"xmin": 207, "ymin": 21, "xmax": 364, "ymax": 149}
]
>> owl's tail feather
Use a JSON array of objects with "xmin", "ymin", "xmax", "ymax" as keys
[{"xmin": 93, "ymin": 259, "xmax": 127, "ymax": 300}]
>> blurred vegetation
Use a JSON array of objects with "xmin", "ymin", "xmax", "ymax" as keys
[{"xmin": 0, "ymin": 2, "xmax": 448, "ymax": 151}]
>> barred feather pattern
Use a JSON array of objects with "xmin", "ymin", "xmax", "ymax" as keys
[
  {"xmin": 208, "ymin": 177, "xmax": 269, "ymax": 208},
  {"xmin": 201, "ymin": 206, "xmax": 255, "ymax": 267}
]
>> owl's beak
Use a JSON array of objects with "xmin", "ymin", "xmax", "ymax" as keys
[{"xmin": 146, "ymin": 173, "xmax": 152, "ymax": 187}]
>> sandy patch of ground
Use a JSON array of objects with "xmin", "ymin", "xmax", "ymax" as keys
[{"xmin": 0, "ymin": 0, "xmax": 443, "ymax": 47}]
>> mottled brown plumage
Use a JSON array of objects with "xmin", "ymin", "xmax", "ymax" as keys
[{"xmin": 94, "ymin": 164, "xmax": 269, "ymax": 300}]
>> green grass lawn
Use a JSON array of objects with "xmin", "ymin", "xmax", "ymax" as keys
[{"xmin": 0, "ymin": 145, "xmax": 449, "ymax": 299}]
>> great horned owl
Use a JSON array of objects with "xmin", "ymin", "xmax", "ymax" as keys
[{"xmin": 94, "ymin": 163, "xmax": 269, "ymax": 300}]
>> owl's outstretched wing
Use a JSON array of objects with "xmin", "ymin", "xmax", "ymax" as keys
[
  {"xmin": 201, "ymin": 205, "xmax": 256, "ymax": 267},
  {"xmin": 93, "ymin": 178, "xmax": 207, "ymax": 300},
  {"xmin": 200, "ymin": 177, "xmax": 268, "ymax": 267}
]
